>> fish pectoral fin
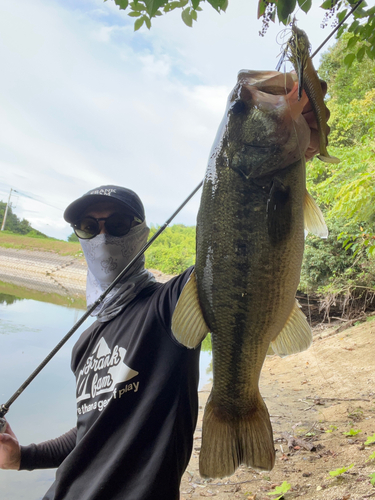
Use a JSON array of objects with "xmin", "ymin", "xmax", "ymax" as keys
[
  {"xmin": 171, "ymin": 270, "xmax": 210, "ymax": 349},
  {"xmin": 268, "ymin": 300, "xmax": 312, "ymax": 357},
  {"xmin": 317, "ymin": 154, "xmax": 340, "ymax": 164},
  {"xmin": 304, "ymin": 190, "xmax": 328, "ymax": 238},
  {"xmin": 199, "ymin": 393, "xmax": 275, "ymax": 478}
]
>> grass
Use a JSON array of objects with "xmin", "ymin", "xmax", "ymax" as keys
[{"xmin": 0, "ymin": 232, "xmax": 84, "ymax": 258}]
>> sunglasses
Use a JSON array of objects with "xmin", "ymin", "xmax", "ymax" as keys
[{"xmin": 72, "ymin": 213, "xmax": 142, "ymax": 239}]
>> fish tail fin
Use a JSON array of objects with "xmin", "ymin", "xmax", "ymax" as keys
[
  {"xmin": 199, "ymin": 394, "xmax": 275, "ymax": 479},
  {"xmin": 317, "ymin": 154, "xmax": 340, "ymax": 164}
]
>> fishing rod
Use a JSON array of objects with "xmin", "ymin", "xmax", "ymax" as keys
[
  {"xmin": 276, "ymin": 0, "xmax": 364, "ymax": 69},
  {"xmin": 0, "ymin": 180, "xmax": 203, "ymax": 420}
]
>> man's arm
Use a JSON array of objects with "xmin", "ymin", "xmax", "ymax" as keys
[{"xmin": 0, "ymin": 420, "xmax": 77, "ymax": 471}]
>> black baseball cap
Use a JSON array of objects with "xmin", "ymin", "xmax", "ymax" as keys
[{"xmin": 63, "ymin": 185, "xmax": 145, "ymax": 223}]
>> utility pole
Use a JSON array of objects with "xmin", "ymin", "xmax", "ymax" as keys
[{"xmin": 1, "ymin": 188, "xmax": 13, "ymax": 231}]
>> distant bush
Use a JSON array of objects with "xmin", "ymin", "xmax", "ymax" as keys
[
  {"xmin": 145, "ymin": 224, "xmax": 195, "ymax": 275},
  {"xmin": 26, "ymin": 229, "xmax": 48, "ymax": 239},
  {"xmin": 67, "ymin": 233, "xmax": 79, "ymax": 243}
]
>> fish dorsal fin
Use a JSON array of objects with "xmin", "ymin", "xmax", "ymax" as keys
[
  {"xmin": 267, "ymin": 300, "xmax": 312, "ymax": 357},
  {"xmin": 304, "ymin": 190, "xmax": 328, "ymax": 238},
  {"xmin": 171, "ymin": 270, "xmax": 210, "ymax": 349}
]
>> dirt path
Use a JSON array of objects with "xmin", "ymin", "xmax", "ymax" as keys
[{"xmin": 181, "ymin": 319, "xmax": 375, "ymax": 500}]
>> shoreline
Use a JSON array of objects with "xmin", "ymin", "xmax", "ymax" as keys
[{"xmin": 0, "ymin": 247, "xmax": 175, "ymax": 300}]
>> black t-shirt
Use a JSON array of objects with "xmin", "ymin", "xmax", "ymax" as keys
[{"xmin": 21, "ymin": 268, "xmax": 200, "ymax": 500}]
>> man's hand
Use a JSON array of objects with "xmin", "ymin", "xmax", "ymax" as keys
[
  {"xmin": 0, "ymin": 421, "xmax": 21, "ymax": 470},
  {"xmin": 302, "ymin": 80, "xmax": 330, "ymax": 161}
]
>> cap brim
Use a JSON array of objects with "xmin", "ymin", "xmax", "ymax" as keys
[{"xmin": 64, "ymin": 195, "xmax": 140, "ymax": 223}]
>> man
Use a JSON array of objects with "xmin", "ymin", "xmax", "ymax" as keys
[
  {"xmin": 0, "ymin": 186, "xmax": 200, "ymax": 500},
  {"xmin": 0, "ymin": 87, "xmax": 327, "ymax": 498}
]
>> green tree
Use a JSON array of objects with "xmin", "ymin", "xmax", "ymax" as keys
[
  {"xmin": 145, "ymin": 224, "xmax": 195, "ymax": 274},
  {"xmin": 67, "ymin": 232, "xmax": 80, "ymax": 243},
  {"xmin": 258, "ymin": 0, "xmax": 375, "ymax": 64},
  {"xmin": 298, "ymin": 31, "xmax": 375, "ymax": 301},
  {"xmin": 0, "ymin": 201, "xmax": 47, "ymax": 237}
]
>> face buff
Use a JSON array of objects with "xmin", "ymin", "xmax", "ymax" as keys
[{"xmin": 80, "ymin": 221, "xmax": 156, "ymax": 322}]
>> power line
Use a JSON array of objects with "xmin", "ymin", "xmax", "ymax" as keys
[{"xmin": 12, "ymin": 189, "xmax": 63, "ymax": 212}]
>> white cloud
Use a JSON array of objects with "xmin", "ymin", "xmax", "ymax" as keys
[{"xmin": 0, "ymin": 0, "xmax": 337, "ymax": 239}]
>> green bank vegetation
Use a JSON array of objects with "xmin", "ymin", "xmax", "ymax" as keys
[
  {"xmin": 0, "ymin": 231, "xmax": 84, "ymax": 258},
  {"xmin": 300, "ymin": 33, "xmax": 375, "ymax": 315}
]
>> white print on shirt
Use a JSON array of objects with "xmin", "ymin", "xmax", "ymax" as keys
[
  {"xmin": 76, "ymin": 337, "xmax": 138, "ymax": 403},
  {"xmin": 77, "ymin": 381, "xmax": 140, "ymax": 415}
]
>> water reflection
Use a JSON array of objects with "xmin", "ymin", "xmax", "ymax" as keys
[
  {"xmin": 0, "ymin": 289, "xmax": 92, "ymax": 499},
  {"xmin": 0, "ymin": 280, "xmax": 86, "ymax": 311},
  {"xmin": 0, "ymin": 284, "xmax": 212, "ymax": 499},
  {"xmin": 0, "ymin": 293, "xmax": 23, "ymax": 306}
]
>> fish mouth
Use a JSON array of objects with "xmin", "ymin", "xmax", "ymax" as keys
[{"xmin": 237, "ymin": 70, "xmax": 297, "ymax": 96}]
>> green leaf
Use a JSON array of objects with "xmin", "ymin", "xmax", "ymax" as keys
[
  {"xmin": 144, "ymin": 15, "xmax": 151, "ymax": 28},
  {"xmin": 366, "ymin": 45, "xmax": 375, "ymax": 60},
  {"xmin": 267, "ymin": 481, "xmax": 291, "ymax": 499},
  {"xmin": 347, "ymin": 35, "xmax": 359, "ymax": 49},
  {"xmin": 114, "ymin": 0, "xmax": 129, "ymax": 9},
  {"xmin": 357, "ymin": 46, "xmax": 366, "ymax": 62},
  {"xmin": 337, "ymin": 8, "xmax": 347, "ymax": 23},
  {"xmin": 365, "ymin": 433, "xmax": 375, "ymax": 446},
  {"xmin": 348, "ymin": 20, "xmax": 360, "ymax": 32},
  {"xmin": 144, "ymin": 0, "xmax": 166, "ymax": 17},
  {"xmin": 128, "ymin": 11, "xmax": 143, "ymax": 16},
  {"xmin": 337, "ymin": 25, "xmax": 346, "ymax": 38},
  {"xmin": 130, "ymin": 1, "xmax": 146, "ymax": 11},
  {"xmin": 328, "ymin": 464, "xmax": 354, "ymax": 478},
  {"xmin": 298, "ymin": 0, "xmax": 311, "ymax": 13},
  {"xmin": 258, "ymin": 0, "xmax": 267, "ymax": 18},
  {"xmin": 134, "ymin": 16, "xmax": 145, "ymax": 30},
  {"xmin": 320, "ymin": 0, "xmax": 335, "ymax": 10},
  {"xmin": 366, "ymin": 451, "xmax": 375, "ymax": 462},
  {"xmin": 181, "ymin": 7, "xmax": 193, "ymax": 27},
  {"xmin": 343, "ymin": 428, "xmax": 361, "ymax": 437},
  {"xmin": 191, "ymin": 9, "xmax": 197, "ymax": 20},
  {"xmin": 191, "ymin": 0, "xmax": 200, "ymax": 9},
  {"xmin": 277, "ymin": 0, "xmax": 296, "ymax": 24},
  {"xmin": 206, "ymin": 0, "xmax": 227, "ymax": 12},
  {"xmin": 344, "ymin": 53, "xmax": 356, "ymax": 67},
  {"xmin": 370, "ymin": 473, "xmax": 375, "ymax": 486}
]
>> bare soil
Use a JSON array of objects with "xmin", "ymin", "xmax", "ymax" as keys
[{"xmin": 181, "ymin": 317, "xmax": 375, "ymax": 500}]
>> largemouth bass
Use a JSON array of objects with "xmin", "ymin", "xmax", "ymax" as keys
[
  {"xmin": 287, "ymin": 25, "xmax": 340, "ymax": 164},
  {"xmin": 172, "ymin": 70, "xmax": 327, "ymax": 478}
]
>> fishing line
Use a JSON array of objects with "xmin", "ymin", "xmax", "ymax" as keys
[{"xmin": 0, "ymin": 181, "xmax": 203, "ymax": 419}]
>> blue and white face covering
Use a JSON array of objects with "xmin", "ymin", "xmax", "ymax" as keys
[{"xmin": 80, "ymin": 221, "xmax": 156, "ymax": 322}]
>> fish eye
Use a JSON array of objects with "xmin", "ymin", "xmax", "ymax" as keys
[{"xmin": 231, "ymin": 100, "xmax": 247, "ymax": 115}]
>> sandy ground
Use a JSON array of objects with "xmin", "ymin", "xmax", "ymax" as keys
[{"xmin": 181, "ymin": 319, "xmax": 375, "ymax": 500}]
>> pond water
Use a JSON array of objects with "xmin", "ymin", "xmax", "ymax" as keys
[{"xmin": 0, "ymin": 286, "xmax": 212, "ymax": 500}]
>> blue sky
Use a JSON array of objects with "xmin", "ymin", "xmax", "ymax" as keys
[{"xmin": 0, "ymin": 0, "xmax": 337, "ymax": 239}]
